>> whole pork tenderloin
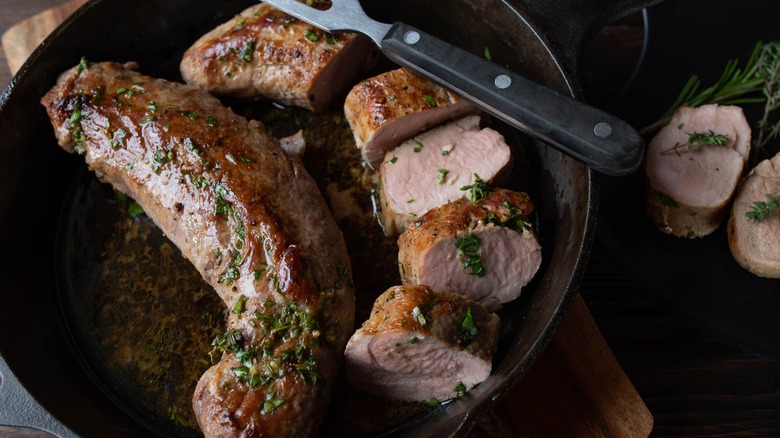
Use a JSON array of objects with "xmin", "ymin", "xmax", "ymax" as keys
[{"xmin": 41, "ymin": 61, "xmax": 355, "ymax": 438}]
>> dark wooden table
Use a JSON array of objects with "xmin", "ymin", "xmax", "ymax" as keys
[{"xmin": 3, "ymin": 1, "xmax": 780, "ymax": 436}]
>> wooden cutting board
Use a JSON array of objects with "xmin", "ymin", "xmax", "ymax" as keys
[{"xmin": 1, "ymin": 2, "xmax": 653, "ymax": 437}]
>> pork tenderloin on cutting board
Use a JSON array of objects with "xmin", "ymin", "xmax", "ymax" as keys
[
  {"xmin": 644, "ymin": 104, "xmax": 751, "ymax": 238},
  {"xmin": 398, "ymin": 189, "xmax": 541, "ymax": 312},
  {"xmin": 728, "ymin": 152, "xmax": 780, "ymax": 278},
  {"xmin": 378, "ymin": 115, "xmax": 512, "ymax": 235},
  {"xmin": 344, "ymin": 67, "xmax": 479, "ymax": 167},
  {"xmin": 42, "ymin": 61, "xmax": 354, "ymax": 437},
  {"xmin": 344, "ymin": 285, "xmax": 499, "ymax": 401},
  {"xmin": 181, "ymin": 3, "xmax": 373, "ymax": 111}
]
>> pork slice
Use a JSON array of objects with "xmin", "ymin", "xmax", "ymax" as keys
[
  {"xmin": 344, "ymin": 285, "xmax": 499, "ymax": 401},
  {"xmin": 42, "ymin": 61, "xmax": 354, "ymax": 437},
  {"xmin": 728, "ymin": 152, "xmax": 780, "ymax": 278},
  {"xmin": 377, "ymin": 115, "xmax": 512, "ymax": 235},
  {"xmin": 344, "ymin": 68, "xmax": 480, "ymax": 167},
  {"xmin": 644, "ymin": 104, "xmax": 751, "ymax": 237},
  {"xmin": 180, "ymin": 3, "xmax": 373, "ymax": 111},
  {"xmin": 397, "ymin": 189, "xmax": 541, "ymax": 311}
]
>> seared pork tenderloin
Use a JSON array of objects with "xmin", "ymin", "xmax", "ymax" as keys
[
  {"xmin": 644, "ymin": 104, "xmax": 751, "ymax": 237},
  {"xmin": 377, "ymin": 115, "xmax": 512, "ymax": 235},
  {"xmin": 728, "ymin": 152, "xmax": 780, "ymax": 278},
  {"xmin": 398, "ymin": 189, "xmax": 541, "ymax": 311},
  {"xmin": 344, "ymin": 68, "xmax": 479, "ymax": 167},
  {"xmin": 344, "ymin": 285, "xmax": 499, "ymax": 401},
  {"xmin": 181, "ymin": 3, "xmax": 373, "ymax": 111},
  {"xmin": 42, "ymin": 61, "xmax": 354, "ymax": 437}
]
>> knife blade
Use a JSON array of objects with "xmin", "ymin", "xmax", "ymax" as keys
[{"xmin": 260, "ymin": 0, "xmax": 644, "ymax": 176}]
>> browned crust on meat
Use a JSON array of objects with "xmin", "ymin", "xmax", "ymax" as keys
[
  {"xmin": 42, "ymin": 61, "xmax": 354, "ymax": 437},
  {"xmin": 344, "ymin": 68, "xmax": 478, "ymax": 166},
  {"xmin": 397, "ymin": 189, "xmax": 533, "ymax": 285},
  {"xmin": 180, "ymin": 3, "xmax": 370, "ymax": 111},
  {"xmin": 359, "ymin": 285, "xmax": 499, "ymax": 364}
]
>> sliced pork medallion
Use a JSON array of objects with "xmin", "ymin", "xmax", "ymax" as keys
[
  {"xmin": 645, "ymin": 104, "xmax": 751, "ymax": 238},
  {"xmin": 345, "ymin": 285, "xmax": 499, "ymax": 402},
  {"xmin": 181, "ymin": 3, "xmax": 372, "ymax": 111},
  {"xmin": 398, "ymin": 189, "xmax": 541, "ymax": 311},
  {"xmin": 728, "ymin": 152, "xmax": 780, "ymax": 278},
  {"xmin": 344, "ymin": 67, "xmax": 479, "ymax": 167},
  {"xmin": 42, "ymin": 61, "xmax": 355, "ymax": 437},
  {"xmin": 378, "ymin": 115, "xmax": 512, "ymax": 235}
]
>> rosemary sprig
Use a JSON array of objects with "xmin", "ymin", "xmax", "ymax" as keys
[
  {"xmin": 754, "ymin": 42, "xmax": 780, "ymax": 153},
  {"xmin": 641, "ymin": 42, "xmax": 767, "ymax": 136},
  {"xmin": 746, "ymin": 193, "xmax": 780, "ymax": 222},
  {"xmin": 659, "ymin": 130, "xmax": 730, "ymax": 156}
]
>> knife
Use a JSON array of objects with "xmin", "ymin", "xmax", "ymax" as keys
[{"xmin": 260, "ymin": 0, "xmax": 644, "ymax": 176}]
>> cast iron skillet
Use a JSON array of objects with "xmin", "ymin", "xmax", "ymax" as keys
[{"xmin": 0, "ymin": 0, "xmax": 661, "ymax": 436}]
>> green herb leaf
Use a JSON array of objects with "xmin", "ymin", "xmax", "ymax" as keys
[
  {"xmin": 746, "ymin": 193, "xmax": 780, "ymax": 221},
  {"xmin": 128, "ymin": 201, "xmax": 144, "ymax": 217},
  {"xmin": 436, "ymin": 168, "xmax": 449, "ymax": 184},
  {"xmin": 423, "ymin": 95, "xmax": 438, "ymax": 108},
  {"xmin": 460, "ymin": 307, "xmax": 478, "ymax": 342},
  {"xmin": 459, "ymin": 174, "xmax": 491, "ymax": 203},
  {"xmin": 454, "ymin": 233, "xmax": 485, "ymax": 277},
  {"xmin": 232, "ymin": 295, "xmax": 248, "ymax": 315},
  {"xmin": 305, "ymin": 29, "xmax": 320, "ymax": 42}
]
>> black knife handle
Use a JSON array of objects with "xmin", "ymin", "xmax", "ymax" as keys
[{"xmin": 380, "ymin": 22, "xmax": 644, "ymax": 176}]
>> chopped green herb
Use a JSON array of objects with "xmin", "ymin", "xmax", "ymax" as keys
[
  {"xmin": 409, "ymin": 336, "xmax": 419, "ymax": 344},
  {"xmin": 261, "ymin": 397, "xmax": 285, "ymax": 414},
  {"xmin": 147, "ymin": 101, "xmax": 157, "ymax": 112},
  {"xmin": 460, "ymin": 308, "xmax": 478, "ymax": 342},
  {"xmin": 232, "ymin": 295, "xmax": 248, "ymax": 315},
  {"xmin": 413, "ymin": 140, "xmax": 424, "ymax": 153},
  {"xmin": 77, "ymin": 57, "xmax": 94, "ymax": 72},
  {"xmin": 454, "ymin": 382, "xmax": 466, "ymax": 397},
  {"xmin": 304, "ymin": 29, "xmax": 320, "ymax": 42},
  {"xmin": 407, "ymin": 199, "xmax": 415, "ymax": 204},
  {"xmin": 423, "ymin": 95, "xmax": 438, "ymax": 108},
  {"xmin": 205, "ymin": 117, "xmax": 218, "ymax": 126},
  {"xmin": 436, "ymin": 168, "xmax": 449, "ymax": 184},
  {"xmin": 441, "ymin": 144, "xmax": 454, "ymax": 156},
  {"xmin": 140, "ymin": 115, "xmax": 155, "ymax": 125},
  {"xmin": 389, "ymin": 156, "xmax": 398, "ymax": 164},
  {"xmin": 484, "ymin": 47, "xmax": 492, "ymax": 62},
  {"xmin": 236, "ymin": 18, "xmax": 246, "ymax": 29},
  {"xmin": 425, "ymin": 397, "xmax": 440, "ymax": 407},
  {"xmin": 240, "ymin": 40, "xmax": 256, "ymax": 62},
  {"xmin": 454, "ymin": 233, "xmax": 485, "ymax": 277},
  {"xmin": 661, "ymin": 129, "xmax": 730, "ymax": 156},
  {"xmin": 412, "ymin": 306, "xmax": 429, "ymax": 327},
  {"xmin": 459, "ymin": 174, "xmax": 491, "ymax": 202},
  {"xmin": 128, "ymin": 201, "xmax": 144, "ymax": 217}
]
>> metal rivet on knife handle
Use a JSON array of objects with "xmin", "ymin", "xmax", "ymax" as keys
[
  {"xmin": 494, "ymin": 74, "xmax": 512, "ymax": 89},
  {"xmin": 593, "ymin": 122, "xmax": 613, "ymax": 138},
  {"xmin": 403, "ymin": 31, "xmax": 420, "ymax": 44}
]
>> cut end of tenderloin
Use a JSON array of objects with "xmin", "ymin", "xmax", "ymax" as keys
[
  {"xmin": 644, "ymin": 104, "xmax": 751, "ymax": 238},
  {"xmin": 728, "ymin": 152, "xmax": 780, "ymax": 278},
  {"xmin": 398, "ymin": 189, "xmax": 541, "ymax": 311},
  {"xmin": 344, "ymin": 285, "xmax": 499, "ymax": 402},
  {"xmin": 378, "ymin": 115, "xmax": 512, "ymax": 235},
  {"xmin": 344, "ymin": 68, "xmax": 480, "ymax": 167},
  {"xmin": 180, "ymin": 3, "xmax": 373, "ymax": 111}
]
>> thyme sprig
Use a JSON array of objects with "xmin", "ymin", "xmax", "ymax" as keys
[
  {"xmin": 746, "ymin": 193, "xmax": 780, "ymax": 222},
  {"xmin": 660, "ymin": 130, "xmax": 730, "ymax": 156},
  {"xmin": 642, "ymin": 42, "xmax": 768, "ymax": 136}
]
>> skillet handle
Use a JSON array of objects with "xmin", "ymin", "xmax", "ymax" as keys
[
  {"xmin": 0, "ymin": 355, "xmax": 75, "ymax": 437},
  {"xmin": 517, "ymin": 0, "xmax": 668, "ymax": 85},
  {"xmin": 380, "ymin": 22, "xmax": 644, "ymax": 176}
]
